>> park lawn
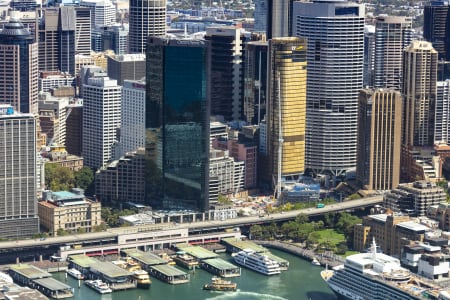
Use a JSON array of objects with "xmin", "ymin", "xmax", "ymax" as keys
[{"xmin": 316, "ymin": 229, "xmax": 345, "ymax": 247}]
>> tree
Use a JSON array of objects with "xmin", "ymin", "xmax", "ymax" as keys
[
  {"xmin": 336, "ymin": 241, "xmax": 349, "ymax": 255},
  {"xmin": 250, "ymin": 225, "xmax": 263, "ymax": 239},
  {"xmin": 74, "ymin": 167, "xmax": 94, "ymax": 191},
  {"xmin": 295, "ymin": 213, "xmax": 309, "ymax": 224},
  {"xmin": 45, "ymin": 163, "xmax": 75, "ymax": 191}
]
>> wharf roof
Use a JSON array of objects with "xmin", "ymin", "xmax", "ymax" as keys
[
  {"xmin": 176, "ymin": 244, "xmax": 218, "ymax": 260},
  {"xmin": 202, "ymin": 258, "xmax": 239, "ymax": 270},
  {"xmin": 3, "ymin": 287, "xmax": 49, "ymax": 300},
  {"xmin": 33, "ymin": 277, "xmax": 72, "ymax": 291},
  {"xmin": 68, "ymin": 255, "xmax": 98, "ymax": 268},
  {"xmin": 150, "ymin": 264, "xmax": 187, "ymax": 276},
  {"xmin": 221, "ymin": 237, "xmax": 267, "ymax": 253},
  {"xmin": 90, "ymin": 262, "xmax": 131, "ymax": 278},
  {"xmin": 8, "ymin": 264, "xmax": 51, "ymax": 279},
  {"xmin": 121, "ymin": 249, "xmax": 167, "ymax": 265}
]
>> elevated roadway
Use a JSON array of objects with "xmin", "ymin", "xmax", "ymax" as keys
[{"xmin": 0, "ymin": 196, "xmax": 382, "ymax": 263}]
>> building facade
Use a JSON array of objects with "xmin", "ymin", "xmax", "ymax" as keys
[
  {"xmin": 243, "ymin": 41, "xmax": 268, "ymax": 124},
  {"xmin": 0, "ymin": 19, "xmax": 38, "ymax": 114},
  {"xmin": 293, "ymin": 0, "xmax": 365, "ymax": 176},
  {"xmin": 82, "ymin": 76, "xmax": 122, "ymax": 169},
  {"xmin": 205, "ymin": 27, "xmax": 243, "ymax": 121},
  {"xmin": 146, "ymin": 37, "xmax": 210, "ymax": 211},
  {"xmin": 129, "ymin": 0, "xmax": 166, "ymax": 53},
  {"xmin": 38, "ymin": 92, "xmax": 70, "ymax": 146},
  {"xmin": 106, "ymin": 54, "xmax": 146, "ymax": 85},
  {"xmin": 384, "ymin": 181, "xmax": 447, "ymax": 216},
  {"xmin": 118, "ymin": 79, "xmax": 145, "ymax": 157},
  {"xmin": 435, "ymin": 80, "xmax": 450, "ymax": 145},
  {"xmin": 80, "ymin": 0, "xmax": 116, "ymax": 28},
  {"xmin": 357, "ymin": 89, "xmax": 402, "ymax": 191},
  {"xmin": 38, "ymin": 190, "xmax": 101, "ymax": 236},
  {"xmin": 423, "ymin": 1, "xmax": 450, "ymax": 60},
  {"xmin": 266, "ymin": 37, "xmax": 307, "ymax": 186},
  {"xmin": 95, "ymin": 148, "xmax": 145, "ymax": 205},
  {"xmin": 374, "ymin": 16, "xmax": 412, "ymax": 90},
  {"xmin": 402, "ymin": 41, "xmax": 438, "ymax": 147},
  {"xmin": 0, "ymin": 105, "xmax": 39, "ymax": 238}
]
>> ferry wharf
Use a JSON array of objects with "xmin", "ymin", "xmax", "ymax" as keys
[
  {"xmin": 120, "ymin": 248, "xmax": 167, "ymax": 269},
  {"xmin": 201, "ymin": 258, "xmax": 241, "ymax": 277},
  {"xmin": 8, "ymin": 264, "xmax": 73, "ymax": 299},
  {"xmin": 89, "ymin": 261, "xmax": 136, "ymax": 291},
  {"xmin": 175, "ymin": 244, "xmax": 242, "ymax": 277},
  {"xmin": 147, "ymin": 264, "xmax": 189, "ymax": 284}
]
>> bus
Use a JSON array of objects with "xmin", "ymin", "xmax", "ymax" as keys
[{"xmin": 316, "ymin": 203, "xmax": 325, "ymax": 208}]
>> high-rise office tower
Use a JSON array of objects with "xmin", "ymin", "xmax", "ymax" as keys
[
  {"xmin": 243, "ymin": 41, "xmax": 268, "ymax": 124},
  {"xmin": 266, "ymin": 37, "xmax": 307, "ymax": 186},
  {"xmin": 0, "ymin": 18, "xmax": 39, "ymax": 114},
  {"xmin": 118, "ymin": 79, "xmax": 145, "ymax": 157},
  {"xmin": 402, "ymin": 41, "xmax": 438, "ymax": 147},
  {"xmin": 424, "ymin": 1, "xmax": 450, "ymax": 60},
  {"xmin": 146, "ymin": 37, "xmax": 210, "ymax": 211},
  {"xmin": 66, "ymin": 99, "xmax": 83, "ymax": 156},
  {"xmin": 0, "ymin": 105, "xmax": 39, "ymax": 238},
  {"xmin": 254, "ymin": 0, "xmax": 268, "ymax": 33},
  {"xmin": 80, "ymin": 0, "xmax": 116, "ymax": 28},
  {"xmin": 106, "ymin": 53, "xmax": 146, "ymax": 85},
  {"xmin": 36, "ymin": 7, "xmax": 91, "ymax": 75},
  {"xmin": 435, "ymin": 80, "xmax": 450, "ymax": 144},
  {"xmin": 267, "ymin": 0, "xmax": 293, "ymax": 38},
  {"xmin": 364, "ymin": 25, "xmax": 375, "ymax": 88},
  {"xmin": 205, "ymin": 27, "xmax": 243, "ymax": 121},
  {"xmin": 129, "ymin": 0, "xmax": 166, "ymax": 53},
  {"xmin": 92, "ymin": 23, "xmax": 128, "ymax": 54},
  {"xmin": 82, "ymin": 76, "xmax": 122, "ymax": 169},
  {"xmin": 293, "ymin": 0, "xmax": 365, "ymax": 176},
  {"xmin": 374, "ymin": 16, "xmax": 412, "ymax": 90},
  {"xmin": 357, "ymin": 89, "xmax": 402, "ymax": 191}
]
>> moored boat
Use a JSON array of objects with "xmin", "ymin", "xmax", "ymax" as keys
[
  {"xmin": 173, "ymin": 253, "xmax": 199, "ymax": 270},
  {"xmin": 85, "ymin": 279, "xmax": 112, "ymax": 294},
  {"xmin": 203, "ymin": 276, "xmax": 237, "ymax": 292},
  {"xmin": 66, "ymin": 268, "xmax": 84, "ymax": 280},
  {"xmin": 311, "ymin": 258, "xmax": 321, "ymax": 266},
  {"xmin": 233, "ymin": 249, "xmax": 281, "ymax": 276}
]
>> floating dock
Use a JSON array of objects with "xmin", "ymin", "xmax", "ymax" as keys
[
  {"xmin": 148, "ymin": 264, "xmax": 189, "ymax": 284},
  {"xmin": 8, "ymin": 264, "xmax": 73, "ymax": 299},
  {"xmin": 221, "ymin": 238, "xmax": 289, "ymax": 270},
  {"xmin": 175, "ymin": 244, "xmax": 218, "ymax": 260},
  {"xmin": 201, "ymin": 258, "xmax": 241, "ymax": 278},
  {"xmin": 89, "ymin": 261, "xmax": 136, "ymax": 291},
  {"xmin": 121, "ymin": 248, "xmax": 167, "ymax": 268}
]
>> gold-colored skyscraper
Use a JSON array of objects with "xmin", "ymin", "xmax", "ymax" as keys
[
  {"xmin": 266, "ymin": 37, "xmax": 307, "ymax": 186},
  {"xmin": 357, "ymin": 89, "xmax": 402, "ymax": 191}
]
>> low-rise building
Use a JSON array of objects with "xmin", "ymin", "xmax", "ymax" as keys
[
  {"xmin": 402, "ymin": 242, "xmax": 450, "ymax": 280},
  {"xmin": 384, "ymin": 181, "xmax": 447, "ymax": 216},
  {"xmin": 38, "ymin": 189, "xmax": 101, "ymax": 236},
  {"xmin": 428, "ymin": 202, "xmax": 450, "ymax": 231},
  {"xmin": 44, "ymin": 144, "xmax": 83, "ymax": 171},
  {"xmin": 354, "ymin": 213, "xmax": 431, "ymax": 257},
  {"xmin": 209, "ymin": 204, "xmax": 238, "ymax": 221}
]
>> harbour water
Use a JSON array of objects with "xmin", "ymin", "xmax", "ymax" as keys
[{"xmin": 53, "ymin": 249, "xmax": 337, "ymax": 300}]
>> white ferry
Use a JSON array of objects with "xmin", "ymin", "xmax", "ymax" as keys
[
  {"xmin": 85, "ymin": 279, "xmax": 112, "ymax": 294},
  {"xmin": 321, "ymin": 240, "xmax": 444, "ymax": 300},
  {"xmin": 233, "ymin": 249, "xmax": 281, "ymax": 276},
  {"xmin": 66, "ymin": 268, "xmax": 84, "ymax": 280}
]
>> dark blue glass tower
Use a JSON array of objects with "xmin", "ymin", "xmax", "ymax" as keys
[{"xmin": 146, "ymin": 37, "xmax": 210, "ymax": 212}]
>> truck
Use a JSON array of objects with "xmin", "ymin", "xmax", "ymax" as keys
[{"xmin": 316, "ymin": 203, "xmax": 325, "ymax": 208}]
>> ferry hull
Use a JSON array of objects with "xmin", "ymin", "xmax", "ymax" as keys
[{"xmin": 136, "ymin": 282, "xmax": 151, "ymax": 289}]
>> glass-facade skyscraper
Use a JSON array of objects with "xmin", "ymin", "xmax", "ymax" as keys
[{"xmin": 146, "ymin": 37, "xmax": 210, "ymax": 211}]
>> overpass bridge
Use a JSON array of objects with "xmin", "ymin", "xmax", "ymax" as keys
[{"xmin": 0, "ymin": 197, "xmax": 383, "ymax": 264}]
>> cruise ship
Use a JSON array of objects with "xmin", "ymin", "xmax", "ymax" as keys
[
  {"xmin": 321, "ymin": 240, "xmax": 448, "ymax": 300},
  {"xmin": 233, "ymin": 249, "xmax": 281, "ymax": 275}
]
